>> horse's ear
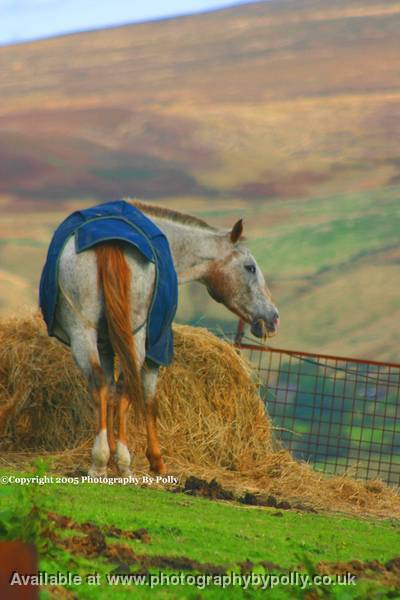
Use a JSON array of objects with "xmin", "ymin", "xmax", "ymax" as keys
[{"xmin": 230, "ymin": 219, "xmax": 244, "ymax": 244}]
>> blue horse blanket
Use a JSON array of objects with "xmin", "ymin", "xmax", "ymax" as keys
[{"xmin": 39, "ymin": 200, "xmax": 178, "ymax": 366}]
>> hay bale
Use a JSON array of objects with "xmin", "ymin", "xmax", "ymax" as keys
[
  {"xmin": 1, "ymin": 313, "xmax": 399, "ymax": 518},
  {"xmin": 0, "ymin": 315, "xmax": 270, "ymax": 469},
  {"xmin": 0, "ymin": 314, "xmax": 92, "ymax": 451}
]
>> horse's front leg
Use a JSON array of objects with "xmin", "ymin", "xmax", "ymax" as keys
[{"xmin": 142, "ymin": 365, "xmax": 166, "ymax": 475}]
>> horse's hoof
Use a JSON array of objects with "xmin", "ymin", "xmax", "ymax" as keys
[
  {"xmin": 146, "ymin": 449, "xmax": 167, "ymax": 475},
  {"xmin": 150, "ymin": 459, "xmax": 167, "ymax": 476},
  {"xmin": 115, "ymin": 441, "xmax": 132, "ymax": 476},
  {"xmin": 118, "ymin": 467, "xmax": 133, "ymax": 478},
  {"xmin": 88, "ymin": 466, "xmax": 108, "ymax": 478}
]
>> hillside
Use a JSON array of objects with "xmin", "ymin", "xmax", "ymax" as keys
[
  {"xmin": 1, "ymin": 0, "xmax": 400, "ymax": 205},
  {"xmin": 1, "ymin": 0, "xmax": 400, "ymax": 359}
]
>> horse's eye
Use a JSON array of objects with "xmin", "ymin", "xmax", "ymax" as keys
[{"xmin": 245, "ymin": 265, "xmax": 256, "ymax": 274}]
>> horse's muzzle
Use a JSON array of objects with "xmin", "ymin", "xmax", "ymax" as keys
[{"xmin": 251, "ymin": 313, "xmax": 280, "ymax": 338}]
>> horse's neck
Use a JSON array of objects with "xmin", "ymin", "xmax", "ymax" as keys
[{"xmin": 150, "ymin": 217, "xmax": 220, "ymax": 283}]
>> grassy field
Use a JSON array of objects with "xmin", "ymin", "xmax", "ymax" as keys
[{"xmin": 1, "ymin": 466, "xmax": 400, "ymax": 599}]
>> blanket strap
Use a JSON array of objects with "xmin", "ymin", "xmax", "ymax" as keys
[{"xmin": 58, "ymin": 280, "xmax": 96, "ymax": 330}]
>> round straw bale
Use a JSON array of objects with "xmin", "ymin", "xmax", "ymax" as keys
[
  {"xmin": 0, "ymin": 314, "xmax": 271, "ymax": 466},
  {"xmin": 0, "ymin": 314, "xmax": 92, "ymax": 451}
]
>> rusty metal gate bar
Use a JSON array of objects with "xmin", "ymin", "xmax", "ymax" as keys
[{"xmin": 233, "ymin": 323, "xmax": 400, "ymax": 487}]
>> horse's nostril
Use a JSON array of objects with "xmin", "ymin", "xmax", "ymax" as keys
[{"xmin": 271, "ymin": 312, "xmax": 280, "ymax": 329}]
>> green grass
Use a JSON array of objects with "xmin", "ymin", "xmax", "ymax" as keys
[
  {"xmin": 248, "ymin": 188, "xmax": 400, "ymax": 277},
  {"xmin": 1, "ymin": 468, "xmax": 399, "ymax": 599}
]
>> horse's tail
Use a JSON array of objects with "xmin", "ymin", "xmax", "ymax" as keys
[{"xmin": 95, "ymin": 242, "xmax": 143, "ymax": 419}]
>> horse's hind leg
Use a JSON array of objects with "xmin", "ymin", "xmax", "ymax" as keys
[
  {"xmin": 70, "ymin": 329, "xmax": 111, "ymax": 477},
  {"xmin": 89, "ymin": 365, "xmax": 110, "ymax": 477},
  {"xmin": 114, "ymin": 380, "xmax": 132, "ymax": 476},
  {"xmin": 142, "ymin": 365, "xmax": 166, "ymax": 475},
  {"xmin": 98, "ymin": 341, "xmax": 117, "ymax": 457},
  {"xmin": 114, "ymin": 327, "xmax": 146, "ymax": 476},
  {"xmin": 114, "ymin": 363, "xmax": 165, "ymax": 476}
]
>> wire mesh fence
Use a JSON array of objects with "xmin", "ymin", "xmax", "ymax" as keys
[{"xmin": 232, "ymin": 327, "xmax": 400, "ymax": 487}]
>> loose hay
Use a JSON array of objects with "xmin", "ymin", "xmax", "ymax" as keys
[{"xmin": 0, "ymin": 314, "xmax": 399, "ymax": 518}]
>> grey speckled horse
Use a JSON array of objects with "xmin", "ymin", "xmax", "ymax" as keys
[{"xmin": 54, "ymin": 201, "xmax": 279, "ymax": 477}]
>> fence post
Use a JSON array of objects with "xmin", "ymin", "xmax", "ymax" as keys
[{"xmin": 234, "ymin": 319, "xmax": 245, "ymax": 346}]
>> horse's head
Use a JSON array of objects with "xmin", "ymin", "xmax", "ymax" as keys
[{"xmin": 204, "ymin": 219, "xmax": 279, "ymax": 338}]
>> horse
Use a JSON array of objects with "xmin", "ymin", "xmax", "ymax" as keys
[{"xmin": 49, "ymin": 200, "xmax": 279, "ymax": 477}]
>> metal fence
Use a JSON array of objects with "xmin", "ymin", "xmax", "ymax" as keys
[{"xmin": 233, "ymin": 325, "xmax": 400, "ymax": 487}]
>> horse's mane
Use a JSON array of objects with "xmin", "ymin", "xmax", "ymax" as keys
[{"xmin": 128, "ymin": 199, "xmax": 216, "ymax": 231}]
